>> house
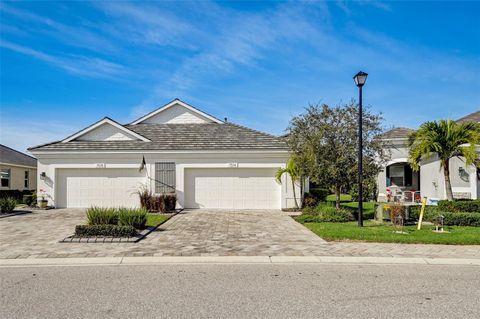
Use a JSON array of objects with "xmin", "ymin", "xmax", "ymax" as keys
[
  {"xmin": 0, "ymin": 144, "xmax": 37, "ymax": 191},
  {"xmin": 377, "ymin": 111, "xmax": 480, "ymax": 202},
  {"xmin": 28, "ymin": 99, "xmax": 301, "ymax": 209}
]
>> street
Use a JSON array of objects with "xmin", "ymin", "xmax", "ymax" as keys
[{"xmin": 1, "ymin": 263, "xmax": 479, "ymax": 318}]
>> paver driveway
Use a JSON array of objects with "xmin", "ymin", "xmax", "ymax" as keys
[
  {"xmin": 1, "ymin": 209, "xmax": 478, "ymax": 259},
  {"xmin": 0, "ymin": 209, "xmax": 326, "ymax": 258}
]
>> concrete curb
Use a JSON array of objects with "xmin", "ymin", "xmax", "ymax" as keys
[{"xmin": 1, "ymin": 256, "xmax": 479, "ymax": 267}]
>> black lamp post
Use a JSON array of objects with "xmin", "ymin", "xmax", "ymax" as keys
[{"xmin": 353, "ymin": 71, "xmax": 368, "ymax": 227}]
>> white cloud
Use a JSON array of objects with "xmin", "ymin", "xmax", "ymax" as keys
[{"xmin": 0, "ymin": 40, "xmax": 125, "ymax": 78}]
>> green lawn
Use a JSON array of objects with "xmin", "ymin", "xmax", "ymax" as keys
[
  {"xmin": 146, "ymin": 214, "xmax": 170, "ymax": 228},
  {"xmin": 326, "ymin": 194, "xmax": 352, "ymax": 202},
  {"xmin": 304, "ymin": 220, "xmax": 480, "ymax": 245}
]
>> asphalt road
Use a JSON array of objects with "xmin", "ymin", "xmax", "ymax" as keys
[{"xmin": 1, "ymin": 263, "xmax": 479, "ymax": 319}]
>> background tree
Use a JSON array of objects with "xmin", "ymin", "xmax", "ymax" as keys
[
  {"xmin": 275, "ymin": 158, "xmax": 301, "ymax": 209},
  {"xmin": 286, "ymin": 102, "xmax": 387, "ymax": 209},
  {"xmin": 408, "ymin": 119, "xmax": 480, "ymax": 201}
]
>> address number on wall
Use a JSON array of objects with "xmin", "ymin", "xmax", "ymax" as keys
[
  {"xmin": 227, "ymin": 163, "xmax": 238, "ymax": 168},
  {"xmin": 96, "ymin": 163, "xmax": 107, "ymax": 168}
]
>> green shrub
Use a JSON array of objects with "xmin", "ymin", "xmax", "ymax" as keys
[
  {"xmin": 0, "ymin": 189, "xmax": 34, "ymax": 202},
  {"xmin": 309, "ymin": 188, "xmax": 329, "ymax": 202},
  {"xmin": 86, "ymin": 207, "xmax": 118, "ymax": 225},
  {"xmin": 302, "ymin": 192, "xmax": 319, "ymax": 207},
  {"xmin": 438, "ymin": 200, "xmax": 480, "ymax": 213},
  {"xmin": 0, "ymin": 197, "xmax": 16, "ymax": 214},
  {"xmin": 442, "ymin": 213, "xmax": 480, "ymax": 226},
  {"xmin": 75, "ymin": 224, "xmax": 137, "ymax": 237},
  {"xmin": 118, "ymin": 208, "xmax": 148, "ymax": 229},
  {"xmin": 319, "ymin": 205, "xmax": 355, "ymax": 222},
  {"xmin": 298, "ymin": 203, "xmax": 354, "ymax": 223},
  {"xmin": 295, "ymin": 214, "xmax": 324, "ymax": 223},
  {"xmin": 22, "ymin": 194, "xmax": 36, "ymax": 206}
]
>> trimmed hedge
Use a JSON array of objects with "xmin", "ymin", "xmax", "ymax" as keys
[
  {"xmin": 438, "ymin": 200, "xmax": 480, "ymax": 213},
  {"xmin": 0, "ymin": 190, "xmax": 34, "ymax": 202},
  {"xmin": 442, "ymin": 213, "xmax": 480, "ymax": 227},
  {"xmin": 0, "ymin": 197, "xmax": 16, "ymax": 214},
  {"xmin": 75, "ymin": 224, "xmax": 138, "ymax": 237}
]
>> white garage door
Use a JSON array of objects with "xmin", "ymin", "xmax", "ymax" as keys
[
  {"xmin": 184, "ymin": 168, "xmax": 281, "ymax": 209},
  {"xmin": 56, "ymin": 168, "xmax": 145, "ymax": 208}
]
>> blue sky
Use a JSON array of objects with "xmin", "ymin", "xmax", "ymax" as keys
[{"xmin": 1, "ymin": 1, "xmax": 479, "ymax": 153}]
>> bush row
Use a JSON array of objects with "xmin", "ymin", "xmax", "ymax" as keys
[
  {"xmin": 138, "ymin": 189, "xmax": 177, "ymax": 213},
  {"xmin": 0, "ymin": 190, "xmax": 35, "ymax": 202},
  {"xmin": 75, "ymin": 225, "xmax": 138, "ymax": 237},
  {"xmin": 86, "ymin": 207, "xmax": 148, "ymax": 229},
  {"xmin": 408, "ymin": 205, "xmax": 480, "ymax": 226},
  {"xmin": 0, "ymin": 197, "xmax": 16, "ymax": 214},
  {"xmin": 438, "ymin": 200, "xmax": 480, "ymax": 213}
]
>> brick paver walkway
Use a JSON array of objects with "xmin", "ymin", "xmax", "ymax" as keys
[{"xmin": 0, "ymin": 209, "xmax": 478, "ymax": 259}]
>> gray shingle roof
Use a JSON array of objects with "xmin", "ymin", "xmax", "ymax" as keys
[
  {"xmin": 28, "ymin": 123, "xmax": 287, "ymax": 151},
  {"xmin": 380, "ymin": 127, "xmax": 415, "ymax": 139},
  {"xmin": 456, "ymin": 111, "xmax": 480, "ymax": 124},
  {"xmin": 0, "ymin": 144, "xmax": 37, "ymax": 167}
]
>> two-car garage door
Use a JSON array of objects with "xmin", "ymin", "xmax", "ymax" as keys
[
  {"xmin": 56, "ymin": 167, "xmax": 281, "ymax": 209},
  {"xmin": 184, "ymin": 168, "xmax": 281, "ymax": 209},
  {"xmin": 56, "ymin": 168, "xmax": 144, "ymax": 208}
]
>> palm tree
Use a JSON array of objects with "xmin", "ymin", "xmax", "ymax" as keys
[
  {"xmin": 276, "ymin": 158, "xmax": 300, "ymax": 209},
  {"xmin": 408, "ymin": 119, "xmax": 480, "ymax": 201}
]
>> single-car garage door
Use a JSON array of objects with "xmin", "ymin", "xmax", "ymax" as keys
[
  {"xmin": 184, "ymin": 168, "xmax": 281, "ymax": 209},
  {"xmin": 56, "ymin": 168, "xmax": 145, "ymax": 208}
]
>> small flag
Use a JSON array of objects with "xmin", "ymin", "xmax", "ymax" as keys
[{"xmin": 139, "ymin": 156, "xmax": 146, "ymax": 172}]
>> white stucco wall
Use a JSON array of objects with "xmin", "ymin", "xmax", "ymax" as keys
[
  {"xmin": 377, "ymin": 139, "xmax": 478, "ymax": 200},
  {"xmin": 33, "ymin": 151, "xmax": 301, "ymax": 209}
]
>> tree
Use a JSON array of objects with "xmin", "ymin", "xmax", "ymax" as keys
[
  {"xmin": 408, "ymin": 119, "xmax": 480, "ymax": 201},
  {"xmin": 286, "ymin": 102, "xmax": 387, "ymax": 210},
  {"xmin": 276, "ymin": 158, "xmax": 301, "ymax": 209}
]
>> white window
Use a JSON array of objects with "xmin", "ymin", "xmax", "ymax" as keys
[
  {"xmin": 155, "ymin": 163, "xmax": 175, "ymax": 193},
  {"xmin": 24, "ymin": 171, "xmax": 29, "ymax": 189},
  {"xmin": 389, "ymin": 166, "xmax": 404, "ymax": 186},
  {"xmin": 1, "ymin": 169, "xmax": 11, "ymax": 188}
]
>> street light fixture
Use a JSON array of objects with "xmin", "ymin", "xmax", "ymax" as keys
[{"xmin": 353, "ymin": 71, "xmax": 368, "ymax": 227}]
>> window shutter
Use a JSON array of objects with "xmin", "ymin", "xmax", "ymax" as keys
[{"xmin": 155, "ymin": 162, "xmax": 175, "ymax": 193}]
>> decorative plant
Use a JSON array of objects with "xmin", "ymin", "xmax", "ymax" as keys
[
  {"xmin": 276, "ymin": 158, "xmax": 300, "ymax": 209},
  {"xmin": 408, "ymin": 119, "xmax": 480, "ymax": 201}
]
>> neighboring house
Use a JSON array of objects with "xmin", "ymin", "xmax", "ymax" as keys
[
  {"xmin": 377, "ymin": 111, "xmax": 480, "ymax": 201},
  {"xmin": 0, "ymin": 144, "xmax": 37, "ymax": 191},
  {"xmin": 28, "ymin": 99, "xmax": 302, "ymax": 209}
]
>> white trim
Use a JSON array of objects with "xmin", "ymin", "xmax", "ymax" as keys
[
  {"xmin": 386, "ymin": 158, "xmax": 409, "ymax": 166},
  {"xmin": 30, "ymin": 149, "xmax": 289, "ymax": 155},
  {"xmin": 0, "ymin": 162, "xmax": 36, "ymax": 169},
  {"xmin": 131, "ymin": 99, "xmax": 223, "ymax": 125},
  {"xmin": 62, "ymin": 118, "xmax": 151, "ymax": 143}
]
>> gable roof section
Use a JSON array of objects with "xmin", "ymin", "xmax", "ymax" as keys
[
  {"xmin": 131, "ymin": 99, "xmax": 223, "ymax": 125},
  {"xmin": 380, "ymin": 127, "xmax": 415, "ymax": 140},
  {"xmin": 29, "ymin": 123, "xmax": 287, "ymax": 152},
  {"xmin": 0, "ymin": 144, "xmax": 37, "ymax": 167},
  {"xmin": 62, "ymin": 117, "xmax": 151, "ymax": 143},
  {"xmin": 456, "ymin": 111, "xmax": 480, "ymax": 124}
]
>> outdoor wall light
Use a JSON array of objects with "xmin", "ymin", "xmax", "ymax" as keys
[{"xmin": 40, "ymin": 172, "xmax": 46, "ymax": 180}]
